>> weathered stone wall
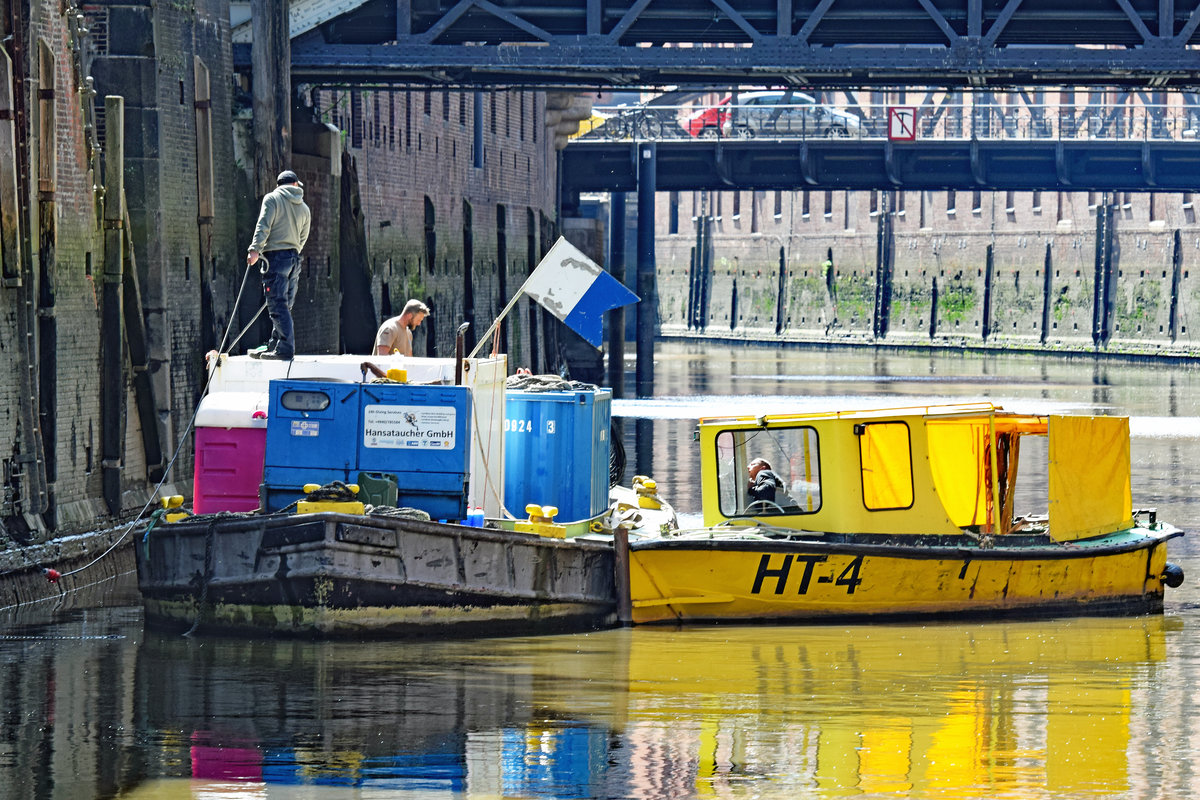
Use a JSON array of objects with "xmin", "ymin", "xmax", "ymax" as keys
[{"xmin": 658, "ymin": 187, "xmax": 1200, "ymax": 357}]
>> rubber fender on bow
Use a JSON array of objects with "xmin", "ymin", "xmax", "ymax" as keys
[{"xmin": 1163, "ymin": 562, "xmax": 1185, "ymax": 588}]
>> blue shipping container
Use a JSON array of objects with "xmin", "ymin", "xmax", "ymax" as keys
[{"xmin": 504, "ymin": 389, "xmax": 611, "ymax": 523}]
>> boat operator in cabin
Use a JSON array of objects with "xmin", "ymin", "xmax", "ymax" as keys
[
  {"xmin": 373, "ymin": 299, "xmax": 431, "ymax": 356},
  {"xmin": 748, "ymin": 458, "xmax": 784, "ymax": 502}
]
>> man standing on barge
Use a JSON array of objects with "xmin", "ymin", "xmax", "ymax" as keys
[{"xmin": 247, "ymin": 170, "xmax": 311, "ymax": 361}]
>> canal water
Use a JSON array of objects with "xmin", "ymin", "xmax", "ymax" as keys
[{"xmin": 3, "ymin": 341, "xmax": 1200, "ymax": 799}]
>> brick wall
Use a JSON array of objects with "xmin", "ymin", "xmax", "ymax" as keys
[{"xmin": 309, "ymin": 87, "xmax": 559, "ymax": 368}]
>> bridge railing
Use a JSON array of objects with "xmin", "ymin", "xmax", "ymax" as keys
[{"xmin": 578, "ymin": 101, "xmax": 1200, "ymax": 143}]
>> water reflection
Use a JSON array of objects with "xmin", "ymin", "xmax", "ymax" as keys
[
  {"xmin": 5, "ymin": 343, "xmax": 1200, "ymax": 799},
  {"xmin": 5, "ymin": 607, "xmax": 1193, "ymax": 799}
]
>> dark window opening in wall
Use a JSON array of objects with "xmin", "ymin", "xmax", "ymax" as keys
[
  {"xmin": 472, "ymin": 92, "xmax": 484, "ymax": 168},
  {"xmin": 463, "ymin": 200, "xmax": 475, "ymax": 335},
  {"xmin": 1057, "ymin": 191, "xmax": 1065, "ymax": 222},
  {"xmin": 870, "ymin": 190, "xmax": 878, "ymax": 217},
  {"xmin": 1150, "ymin": 192, "xmax": 1160, "ymax": 222},
  {"xmin": 520, "ymin": 93, "xmax": 526, "ymax": 139},
  {"xmin": 423, "ymin": 91, "xmax": 432, "ymax": 116},
  {"xmin": 752, "ymin": 191, "xmax": 760, "ymax": 232},
  {"xmin": 443, "ymin": 91, "xmax": 450, "ymax": 121},
  {"xmin": 1185, "ymin": 193, "xmax": 1196, "ymax": 224},
  {"xmin": 389, "ymin": 92, "xmax": 396, "ymax": 149},
  {"xmin": 490, "ymin": 93, "xmax": 497, "ymax": 134},
  {"xmin": 844, "ymin": 191, "xmax": 851, "ymax": 229},
  {"xmin": 184, "ymin": 256, "xmax": 190, "ymax": 280},
  {"xmin": 374, "ymin": 94, "xmax": 382, "ymax": 145},
  {"xmin": 669, "ymin": 191, "xmax": 679, "ymax": 234},
  {"xmin": 823, "ymin": 190, "xmax": 833, "ymax": 220},
  {"xmin": 505, "ymin": 94, "xmax": 511, "ymax": 137},
  {"xmin": 947, "ymin": 189, "xmax": 956, "ymax": 217},
  {"xmin": 424, "ymin": 196, "xmax": 436, "ymax": 275},
  {"xmin": 85, "ymin": 251, "xmax": 92, "ymax": 277},
  {"xmin": 920, "ymin": 191, "xmax": 928, "ymax": 228},
  {"xmin": 533, "ymin": 96, "xmax": 539, "ymax": 142},
  {"xmin": 179, "ymin": 79, "xmax": 184, "ymax": 104},
  {"xmin": 972, "ymin": 189, "xmax": 982, "ymax": 215},
  {"xmin": 732, "ymin": 191, "xmax": 741, "ymax": 223},
  {"xmin": 1032, "ymin": 190, "xmax": 1042, "ymax": 214},
  {"xmin": 1088, "ymin": 191, "xmax": 1097, "ymax": 211},
  {"xmin": 801, "ymin": 190, "xmax": 810, "ymax": 219},
  {"xmin": 351, "ymin": 91, "xmax": 363, "ymax": 148},
  {"xmin": 774, "ymin": 190, "xmax": 783, "ymax": 220},
  {"xmin": 459, "ymin": 91, "xmax": 467, "ymax": 126},
  {"xmin": 405, "ymin": 92, "xmax": 412, "ymax": 149},
  {"xmin": 496, "ymin": 204, "xmax": 509, "ymax": 353},
  {"xmin": 526, "ymin": 207, "xmax": 540, "ymax": 370}
]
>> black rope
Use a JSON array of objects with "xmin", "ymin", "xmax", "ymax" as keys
[
  {"xmin": 303, "ymin": 481, "xmax": 360, "ymax": 502},
  {"xmin": 609, "ymin": 422, "xmax": 626, "ymax": 487}
]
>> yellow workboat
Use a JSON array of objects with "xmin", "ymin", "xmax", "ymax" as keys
[{"xmin": 629, "ymin": 402, "xmax": 1185, "ymax": 624}]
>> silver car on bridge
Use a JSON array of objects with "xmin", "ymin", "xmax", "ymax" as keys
[{"xmin": 723, "ymin": 90, "xmax": 860, "ymax": 138}]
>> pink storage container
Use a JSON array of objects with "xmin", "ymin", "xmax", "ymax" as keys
[{"xmin": 193, "ymin": 392, "xmax": 268, "ymax": 514}]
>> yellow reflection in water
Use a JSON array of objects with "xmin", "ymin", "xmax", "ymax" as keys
[{"xmin": 607, "ymin": 616, "xmax": 1164, "ymax": 799}]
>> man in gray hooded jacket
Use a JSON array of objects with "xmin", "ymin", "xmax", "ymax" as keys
[{"xmin": 247, "ymin": 170, "xmax": 311, "ymax": 360}]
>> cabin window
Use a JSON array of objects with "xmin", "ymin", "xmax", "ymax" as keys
[
  {"xmin": 714, "ymin": 427, "xmax": 821, "ymax": 517},
  {"xmin": 857, "ymin": 421, "xmax": 914, "ymax": 510}
]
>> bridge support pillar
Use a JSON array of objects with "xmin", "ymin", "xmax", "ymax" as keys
[
  {"xmin": 608, "ymin": 191, "xmax": 627, "ymax": 399},
  {"xmin": 636, "ymin": 144, "xmax": 656, "ymax": 398}
]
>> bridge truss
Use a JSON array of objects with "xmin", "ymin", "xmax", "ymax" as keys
[{"xmin": 282, "ymin": 0, "xmax": 1200, "ymax": 89}]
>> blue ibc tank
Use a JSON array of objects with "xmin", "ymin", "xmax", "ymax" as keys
[
  {"xmin": 357, "ymin": 383, "xmax": 471, "ymax": 520},
  {"xmin": 504, "ymin": 388, "xmax": 611, "ymax": 523},
  {"xmin": 262, "ymin": 380, "xmax": 471, "ymax": 518},
  {"xmin": 262, "ymin": 380, "xmax": 360, "ymax": 511}
]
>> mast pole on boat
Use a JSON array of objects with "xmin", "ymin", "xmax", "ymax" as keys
[{"xmin": 467, "ymin": 283, "xmax": 527, "ymax": 359}]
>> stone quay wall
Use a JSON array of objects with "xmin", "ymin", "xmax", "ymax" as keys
[
  {"xmin": 657, "ymin": 188, "xmax": 1200, "ymax": 358},
  {"xmin": 0, "ymin": 0, "xmax": 246, "ymax": 542}
]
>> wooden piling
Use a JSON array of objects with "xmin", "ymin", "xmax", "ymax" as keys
[{"xmin": 613, "ymin": 525, "xmax": 633, "ymax": 626}]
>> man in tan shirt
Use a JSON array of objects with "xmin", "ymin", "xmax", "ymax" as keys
[{"xmin": 373, "ymin": 299, "xmax": 430, "ymax": 356}]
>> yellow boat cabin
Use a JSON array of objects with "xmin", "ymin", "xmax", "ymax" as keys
[
  {"xmin": 703, "ymin": 402, "xmax": 1135, "ymax": 542},
  {"xmin": 628, "ymin": 403, "xmax": 1184, "ymax": 624}
]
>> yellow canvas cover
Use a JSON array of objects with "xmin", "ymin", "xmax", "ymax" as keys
[
  {"xmin": 1048, "ymin": 415, "xmax": 1133, "ymax": 542},
  {"xmin": 926, "ymin": 418, "xmax": 989, "ymax": 527}
]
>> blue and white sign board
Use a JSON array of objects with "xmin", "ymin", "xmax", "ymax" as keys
[{"xmin": 363, "ymin": 405, "xmax": 458, "ymax": 449}]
